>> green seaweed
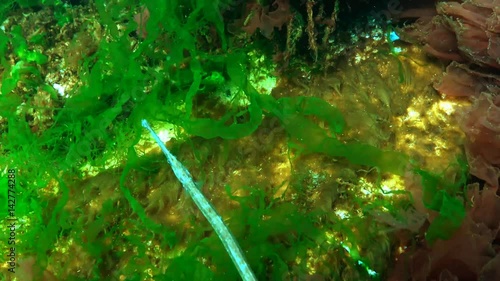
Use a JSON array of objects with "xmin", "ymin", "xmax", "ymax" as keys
[
  {"xmin": 256, "ymin": 94, "xmax": 408, "ymax": 175},
  {"xmin": 416, "ymin": 163, "xmax": 468, "ymax": 245},
  {"xmin": 0, "ymin": 1, "xmax": 473, "ymax": 280}
]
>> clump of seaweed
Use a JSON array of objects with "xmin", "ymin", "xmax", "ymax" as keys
[{"xmin": 398, "ymin": 0, "xmax": 500, "ymax": 188}]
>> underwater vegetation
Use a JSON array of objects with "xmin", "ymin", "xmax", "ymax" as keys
[
  {"xmin": 392, "ymin": 0, "xmax": 500, "ymax": 280},
  {"xmin": 0, "ymin": 0, "xmax": 498, "ymax": 280}
]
